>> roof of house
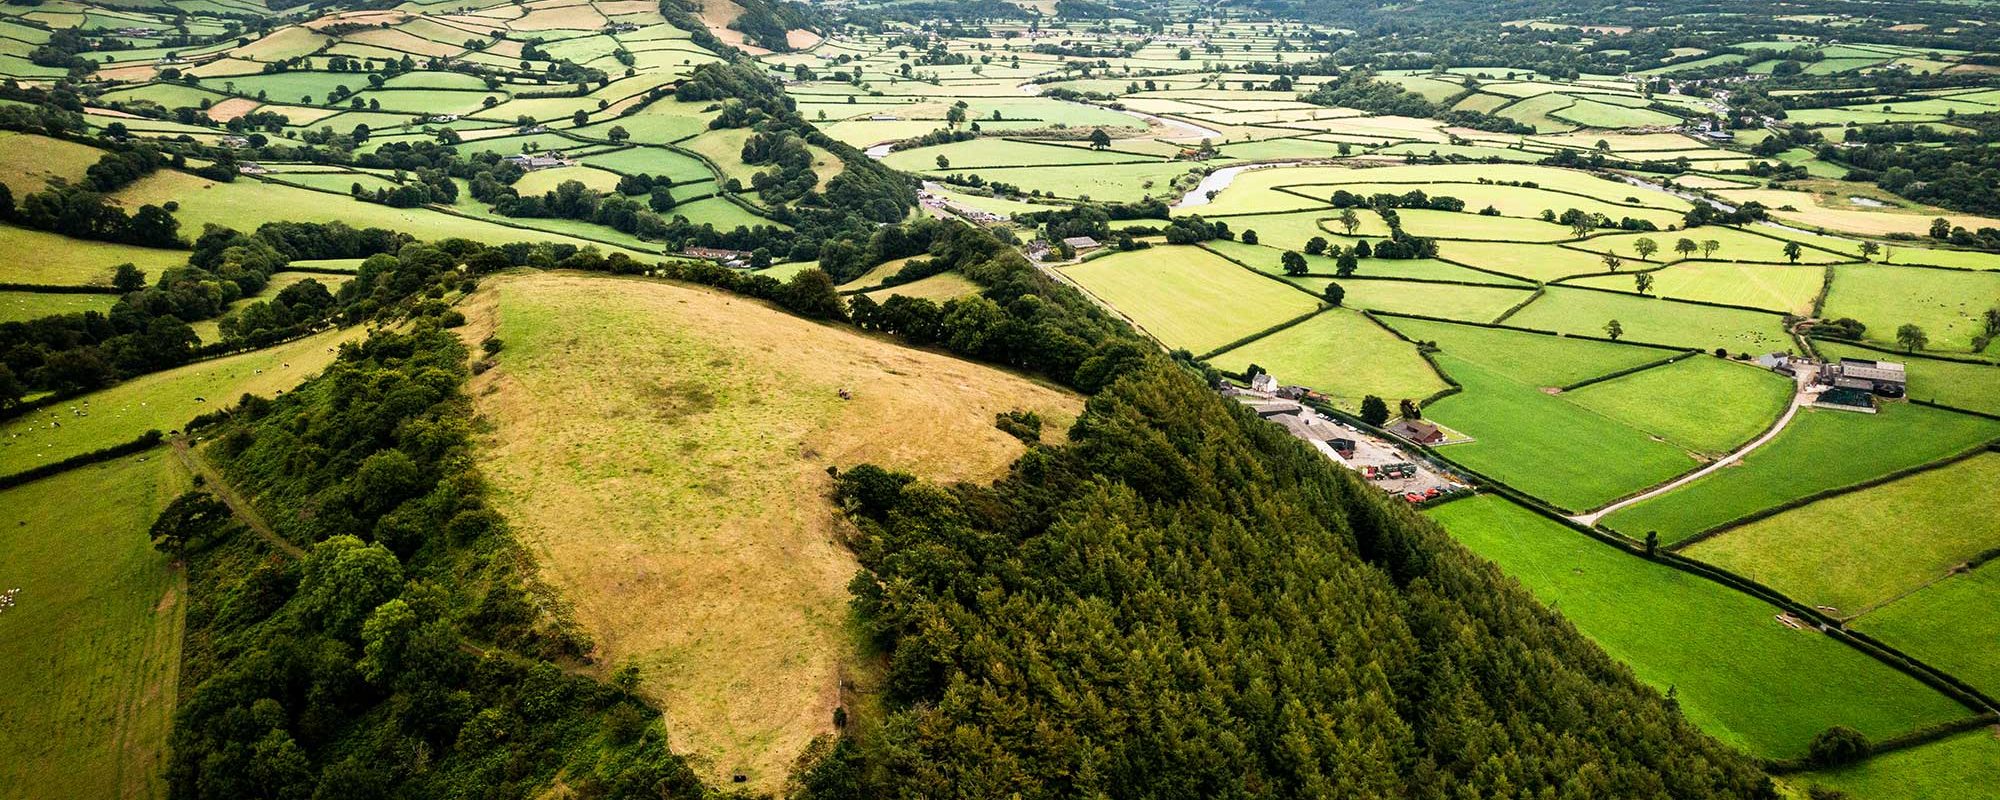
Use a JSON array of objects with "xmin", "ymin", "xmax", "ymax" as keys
[
  {"xmin": 1837, "ymin": 358, "xmax": 1906, "ymax": 383},
  {"xmin": 1389, "ymin": 419, "xmax": 1441, "ymax": 438},
  {"xmin": 1062, "ymin": 236, "xmax": 1101, "ymax": 248}
]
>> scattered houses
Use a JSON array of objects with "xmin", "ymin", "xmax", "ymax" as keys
[
  {"xmin": 504, "ymin": 152, "xmax": 574, "ymax": 170},
  {"xmin": 680, "ymin": 246, "xmax": 754, "ymax": 267}
]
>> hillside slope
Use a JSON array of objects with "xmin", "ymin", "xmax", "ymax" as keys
[{"xmin": 463, "ymin": 271, "xmax": 1081, "ymax": 790}]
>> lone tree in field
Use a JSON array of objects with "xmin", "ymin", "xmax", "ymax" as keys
[
  {"xmin": 1645, "ymin": 531, "xmax": 1659, "ymax": 556},
  {"xmin": 1088, "ymin": 128, "xmax": 1112, "ymax": 150},
  {"xmin": 1930, "ymin": 217, "xmax": 1952, "ymax": 239},
  {"xmin": 946, "ymin": 104, "xmax": 967, "ymax": 129},
  {"xmin": 1896, "ymin": 323, "xmax": 1928, "ymax": 353},
  {"xmin": 1783, "ymin": 241, "xmax": 1804, "ymax": 264},
  {"xmin": 1242, "ymin": 229, "xmax": 1258, "ymax": 245},
  {"xmin": 1338, "ymin": 207, "xmax": 1361, "ymax": 235},
  {"xmin": 1634, "ymin": 272, "xmax": 1654, "ymax": 296},
  {"xmin": 1859, "ymin": 240, "xmax": 1881, "ymax": 260},
  {"xmin": 1675, "ymin": 238, "xmax": 1698, "ymax": 259},
  {"xmin": 607, "ymin": 125, "xmax": 630, "ymax": 143},
  {"xmin": 1605, "ymin": 319, "xmax": 1624, "ymax": 340},
  {"xmin": 1399, "ymin": 398, "xmax": 1422, "ymax": 420},
  {"xmin": 1304, "ymin": 236, "xmax": 1328, "ymax": 255},
  {"xmin": 1281, "ymin": 250, "xmax": 1308, "ymax": 276},
  {"xmin": 1701, "ymin": 239, "xmax": 1721, "ymax": 258},
  {"xmin": 1335, "ymin": 249, "xmax": 1359, "ymax": 276},
  {"xmin": 936, "ymin": 155, "xmax": 950, "ymax": 170},
  {"xmin": 1633, "ymin": 237, "xmax": 1659, "ymax": 261},
  {"xmin": 1360, "ymin": 395, "xmax": 1390, "ymax": 426},
  {"xmin": 1323, "ymin": 282, "xmax": 1345, "ymax": 307},
  {"xmin": 112, "ymin": 263, "xmax": 147, "ymax": 292},
  {"xmin": 1602, "ymin": 253, "xmax": 1624, "ymax": 273}
]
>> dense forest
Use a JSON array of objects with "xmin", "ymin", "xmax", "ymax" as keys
[{"xmin": 784, "ymin": 230, "xmax": 1777, "ymax": 795}]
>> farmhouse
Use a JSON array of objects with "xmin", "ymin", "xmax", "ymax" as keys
[
  {"xmin": 1823, "ymin": 357, "xmax": 1907, "ymax": 397},
  {"xmin": 1754, "ymin": 352, "xmax": 1802, "ymax": 377},
  {"xmin": 1249, "ymin": 371, "xmax": 1278, "ymax": 394},
  {"xmin": 680, "ymin": 246, "xmax": 754, "ymax": 266},
  {"xmin": 237, "ymin": 161, "xmax": 269, "ymax": 174},
  {"xmin": 1386, "ymin": 418, "xmax": 1446, "ymax": 445},
  {"xmin": 504, "ymin": 152, "xmax": 573, "ymax": 170}
]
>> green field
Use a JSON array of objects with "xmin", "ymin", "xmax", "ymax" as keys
[
  {"xmin": 1209, "ymin": 309, "xmax": 1449, "ymax": 410},
  {"xmin": 1397, "ymin": 209, "xmax": 1576, "ymax": 242},
  {"xmin": 1566, "ymin": 262, "xmax": 1825, "ymax": 316},
  {"xmin": 1297, "ymin": 277, "xmax": 1532, "ymax": 322},
  {"xmin": 0, "ymin": 454, "xmax": 189, "ymax": 799},
  {"xmin": 1686, "ymin": 453, "xmax": 2000, "ymax": 615},
  {"xmin": 0, "ymin": 326, "xmax": 363, "ymax": 476},
  {"xmin": 883, "ymin": 138, "xmax": 1163, "ymax": 171},
  {"xmin": 1440, "ymin": 240, "xmax": 1621, "ymax": 282},
  {"xmin": 1822, "ymin": 264, "xmax": 2000, "ymax": 353},
  {"xmin": 0, "ymin": 290, "xmax": 120, "ymax": 323},
  {"xmin": 1793, "ymin": 727, "xmax": 2000, "ymax": 800},
  {"xmin": 938, "ymin": 161, "xmax": 1199, "ymax": 203},
  {"xmin": 0, "ymin": 224, "xmax": 190, "ymax": 287},
  {"xmin": 1298, "ymin": 181, "xmax": 1684, "ymax": 229},
  {"xmin": 1815, "ymin": 342, "xmax": 2000, "ymax": 416},
  {"xmin": 1427, "ymin": 494, "xmax": 1972, "ymax": 758},
  {"xmin": 1604, "ymin": 403, "xmax": 2000, "ymax": 544},
  {"xmin": 1504, "ymin": 287, "xmax": 1793, "ymax": 353},
  {"xmin": 115, "ymin": 171, "xmax": 658, "ymax": 257},
  {"xmin": 1852, "ymin": 565, "xmax": 2000, "ymax": 700},
  {"xmin": 1562, "ymin": 356, "xmax": 1793, "ymax": 455},
  {"xmin": 1576, "ymin": 226, "xmax": 1850, "ymax": 265},
  {"xmin": 1207, "ymin": 209, "xmax": 1391, "ymax": 251},
  {"xmin": 1425, "ymin": 353, "xmax": 1698, "ymax": 511},
  {"xmin": 1206, "ymin": 240, "xmax": 1527, "ymax": 285},
  {"xmin": 1059, "ymin": 247, "xmax": 1321, "ymax": 354},
  {"xmin": 862, "ymin": 272, "xmax": 981, "ymax": 303},
  {"xmin": 1384, "ymin": 315, "xmax": 1673, "ymax": 386}
]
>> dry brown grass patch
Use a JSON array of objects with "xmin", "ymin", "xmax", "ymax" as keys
[{"xmin": 464, "ymin": 271, "xmax": 1080, "ymax": 791}]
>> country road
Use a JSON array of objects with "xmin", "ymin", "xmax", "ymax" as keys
[
  {"xmin": 171, "ymin": 437, "xmax": 303, "ymax": 558},
  {"xmin": 1570, "ymin": 365, "xmax": 1818, "ymax": 527}
]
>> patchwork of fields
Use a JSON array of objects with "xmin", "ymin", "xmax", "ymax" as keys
[{"xmin": 6, "ymin": 0, "xmax": 2000, "ymax": 794}]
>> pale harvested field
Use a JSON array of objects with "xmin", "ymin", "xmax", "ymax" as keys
[
  {"xmin": 465, "ymin": 272, "xmax": 1081, "ymax": 791},
  {"xmin": 204, "ymin": 97, "xmax": 262, "ymax": 122},
  {"xmin": 1716, "ymin": 187, "xmax": 2000, "ymax": 237}
]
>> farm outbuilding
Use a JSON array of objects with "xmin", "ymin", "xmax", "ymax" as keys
[
  {"xmin": 1822, "ymin": 357, "xmax": 1907, "ymax": 397},
  {"xmin": 1387, "ymin": 419, "xmax": 1446, "ymax": 445},
  {"xmin": 1062, "ymin": 236, "xmax": 1102, "ymax": 254}
]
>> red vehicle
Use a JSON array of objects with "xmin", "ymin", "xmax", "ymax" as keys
[{"xmin": 1403, "ymin": 493, "xmax": 1424, "ymax": 503}]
